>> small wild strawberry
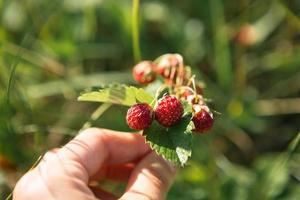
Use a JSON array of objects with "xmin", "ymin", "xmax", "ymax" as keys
[
  {"xmin": 132, "ymin": 61, "xmax": 156, "ymax": 84},
  {"xmin": 155, "ymin": 95, "xmax": 183, "ymax": 127},
  {"xmin": 126, "ymin": 103, "xmax": 153, "ymax": 130},
  {"xmin": 192, "ymin": 109, "xmax": 213, "ymax": 133}
]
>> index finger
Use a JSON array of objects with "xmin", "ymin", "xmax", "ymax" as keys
[{"xmin": 57, "ymin": 128, "xmax": 151, "ymax": 177}]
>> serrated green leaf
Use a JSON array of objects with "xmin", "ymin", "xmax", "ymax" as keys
[
  {"xmin": 133, "ymin": 87, "xmax": 154, "ymax": 104},
  {"xmin": 144, "ymin": 121, "xmax": 181, "ymax": 165},
  {"xmin": 169, "ymin": 115, "xmax": 193, "ymax": 165},
  {"xmin": 143, "ymin": 105, "xmax": 193, "ymax": 166},
  {"xmin": 78, "ymin": 84, "xmax": 154, "ymax": 106}
]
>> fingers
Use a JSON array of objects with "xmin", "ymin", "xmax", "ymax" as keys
[
  {"xmin": 13, "ymin": 170, "xmax": 54, "ymax": 200},
  {"xmin": 90, "ymin": 186, "xmax": 117, "ymax": 200},
  {"xmin": 57, "ymin": 128, "xmax": 151, "ymax": 177},
  {"xmin": 91, "ymin": 163, "xmax": 135, "ymax": 182},
  {"xmin": 14, "ymin": 152, "xmax": 96, "ymax": 200},
  {"xmin": 121, "ymin": 152, "xmax": 177, "ymax": 200}
]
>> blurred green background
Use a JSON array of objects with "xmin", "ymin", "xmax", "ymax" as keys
[{"xmin": 0, "ymin": 0, "xmax": 300, "ymax": 199}]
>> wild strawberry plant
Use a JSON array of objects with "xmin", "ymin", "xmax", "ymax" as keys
[{"xmin": 78, "ymin": 53, "xmax": 215, "ymax": 166}]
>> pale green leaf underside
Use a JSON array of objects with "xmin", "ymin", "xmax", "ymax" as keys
[{"xmin": 78, "ymin": 85, "xmax": 154, "ymax": 106}]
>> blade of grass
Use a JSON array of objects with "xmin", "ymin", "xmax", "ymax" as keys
[
  {"xmin": 249, "ymin": 132, "xmax": 300, "ymax": 200},
  {"xmin": 132, "ymin": 0, "xmax": 142, "ymax": 62},
  {"xmin": 286, "ymin": 132, "xmax": 300, "ymax": 158},
  {"xmin": 3, "ymin": 42, "xmax": 65, "ymax": 76},
  {"xmin": 209, "ymin": 0, "xmax": 232, "ymax": 91},
  {"xmin": 6, "ymin": 43, "xmax": 23, "ymax": 106}
]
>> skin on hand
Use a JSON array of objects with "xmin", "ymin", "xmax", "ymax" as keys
[{"xmin": 13, "ymin": 128, "xmax": 177, "ymax": 200}]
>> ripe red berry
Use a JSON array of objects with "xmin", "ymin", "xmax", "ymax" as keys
[
  {"xmin": 192, "ymin": 109, "xmax": 213, "ymax": 133},
  {"xmin": 132, "ymin": 61, "xmax": 156, "ymax": 84},
  {"xmin": 155, "ymin": 54, "xmax": 183, "ymax": 79},
  {"xmin": 126, "ymin": 103, "xmax": 153, "ymax": 130},
  {"xmin": 236, "ymin": 24, "xmax": 258, "ymax": 47},
  {"xmin": 155, "ymin": 95, "xmax": 183, "ymax": 127}
]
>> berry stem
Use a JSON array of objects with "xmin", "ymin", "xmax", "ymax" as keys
[
  {"xmin": 150, "ymin": 98, "xmax": 156, "ymax": 107},
  {"xmin": 211, "ymin": 109, "xmax": 222, "ymax": 115},
  {"xmin": 80, "ymin": 103, "xmax": 112, "ymax": 131},
  {"xmin": 178, "ymin": 86, "xmax": 194, "ymax": 94},
  {"xmin": 177, "ymin": 61, "xmax": 185, "ymax": 86},
  {"xmin": 186, "ymin": 74, "xmax": 195, "ymax": 87},
  {"xmin": 191, "ymin": 75, "xmax": 200, "ymax": 102},
  {"xmin": 191, "ymin": 75, "xmax": 197, "ymax": 94},
  {"xmin": 170, "ymin": 65, "xmax": 177, "ymax": 85}
]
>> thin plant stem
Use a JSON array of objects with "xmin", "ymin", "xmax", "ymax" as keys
[
  {"xmin": 132, "ymin": 0, "xmax": 142, "ymax": 62},
  {"xmin": 5, "ymin": 193, "xmax": 12, "ymax": 200},
  {"xmin": 6, "ymin": 34, "xmax": 30, "ymax": 106},
  {"xmin": 81, "ymin": 103, "xmax": 112, "ymax": 131}
]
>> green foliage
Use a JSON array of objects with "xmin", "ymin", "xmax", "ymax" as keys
[
  {"xmin": 78, "ymin": 85, "xmax": 154, "ymax": 106},
  {"xmin": 144, "ymin": 105, "xmax": 193, "ymax": 166}
]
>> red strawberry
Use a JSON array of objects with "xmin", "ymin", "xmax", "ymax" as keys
[
  {"xmin": 154, "ymin": 95, "xmax": 183, "ymax": 127},
  {"xmin": 192, "ymin": 109, "xmax": 213, "ymax": 133},
  {"xmin": 132, "ymin": 61, "xmax": 156, "ymax": 84},
  {"xmin": 126, "ymin": 103, "xmax": 153, "ymax": 130}
]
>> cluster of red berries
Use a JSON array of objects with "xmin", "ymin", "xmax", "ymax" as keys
[
  {"xmin": 126, "ymin": 95, "xmax": 183, "ymax": 129},
  {"xmin": 127, "ymin": 54, "xmax": 214, "ymax": 133}
]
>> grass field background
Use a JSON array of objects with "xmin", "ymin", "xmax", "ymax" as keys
[{"xmin": 0, "ymin": 0, "xmax": 300, "ymax": 199}]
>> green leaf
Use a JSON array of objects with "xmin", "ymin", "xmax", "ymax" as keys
[
  {"xmin": 169, "ymin": 115, "xmax": 193, "ymax": 165},
  {"xmin": 250, "ymin": 154, "xmax": 289, "ymax": 199},
  {"xmin": 78, "ymin": 84, "xmax": 154, "ymax": 106},
  {"xmin": 143, "ymin": 102, "xmax": 193, "ymax": 166},
  {"xmin": 144, "ymin": 121, "xmax": 181, "ymax": 165},
  {"xmin": 156, "ymin": 86, "xmax": 171, "ymax": 100},
  {"xmin": 181, "ymin": 100, "xmax": 193, "ymax": 116}
]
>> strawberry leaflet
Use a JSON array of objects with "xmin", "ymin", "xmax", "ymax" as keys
[
  {"xmin": 78, "ymin": 84, "xmax": 154, "ymax": 106},
  {"xmin": 143, "ymin": 102, "xmax": 193, "ymax": 166}
]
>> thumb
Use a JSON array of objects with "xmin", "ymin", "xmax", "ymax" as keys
[{"xmin": 121, "ymin": 152, "xmax": 177, "ymax": 200}]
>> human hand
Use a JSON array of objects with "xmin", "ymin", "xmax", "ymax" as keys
[{"xmin": 13, "ymin": 128, "xmax": 177, "ymax": 200}]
